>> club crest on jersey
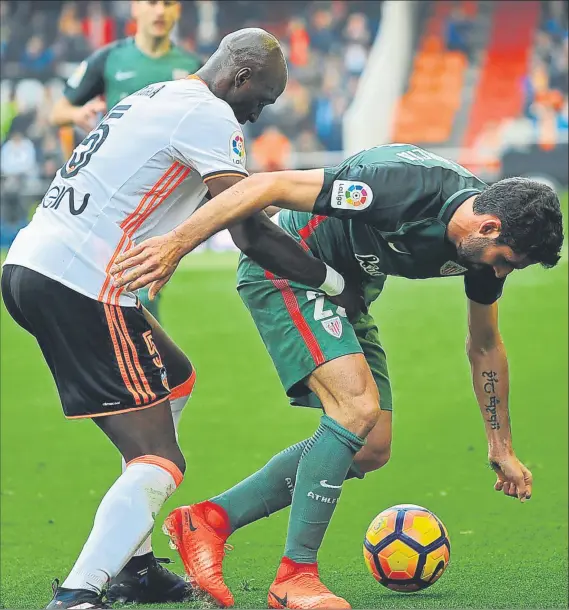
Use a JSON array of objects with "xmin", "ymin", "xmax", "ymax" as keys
[
  {"xmin": 440, "ymin": 260, "xmax": 468, "ymax": 276},
  {"xmin": 321, "ymin": 316, "xmax": 343, "ymax": 339},
  {"xmin": 160, "ymin": 367, "xmax": 170, "ymax": 391},
  {"xmin": 230, "ymin": 131, "xmax": 246, "ymax": 167},
  {"xmin": 331, "ymin": 180, "xmax": 373, "ymax": 211}
]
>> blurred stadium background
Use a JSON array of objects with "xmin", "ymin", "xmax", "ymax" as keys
[
  {"xmin": 1, "ymin": 0, "xmax": 567, "ymax": 247},
  {"xmin": 1, "ymin": 2, "xmax": 568, "ymax": 609}
]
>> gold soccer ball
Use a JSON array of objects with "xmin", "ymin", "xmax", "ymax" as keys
[{"xmin": 363, "ymin": 504, "xmax": 451, "ymax": 592}]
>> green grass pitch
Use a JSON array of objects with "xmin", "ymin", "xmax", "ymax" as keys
[{"xmin": 1, "ymin": 197, "xmax": 567, "ymax": 609}]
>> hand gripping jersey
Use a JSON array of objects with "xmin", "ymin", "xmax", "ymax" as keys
[{"xmin": 5, "ymin": 77, "xmax": 248, "ymax": 306}]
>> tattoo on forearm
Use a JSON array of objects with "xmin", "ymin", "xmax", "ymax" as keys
[{"xmin": 482, "ymin": 370, "xmax": 501, "ymax": 430}]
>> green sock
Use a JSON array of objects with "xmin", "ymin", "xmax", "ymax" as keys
[
  {"xmin": 284, "ymin": 415, "xmax": 365, "ymax": 563},
  {"xmin": 211, "ymin": 440, "xmax": 308, "ymax": 532},
  {"xmin": 211, "ymin": 441, "xmax": 365, "ymax": 533}
]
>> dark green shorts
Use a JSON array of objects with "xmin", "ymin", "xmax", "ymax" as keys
[{"xmin": 237, "ymin": 257, "xmax": 392, "ymax": 411}]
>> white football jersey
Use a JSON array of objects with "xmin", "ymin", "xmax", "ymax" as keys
[{"xmin": 4, "ymin": 77, "xmax": 248, "ymax": 306}]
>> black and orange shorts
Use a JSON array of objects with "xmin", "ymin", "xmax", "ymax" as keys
[{"xmin": 1, "ymin": 264, "xmax": 186, "ymax": 419}]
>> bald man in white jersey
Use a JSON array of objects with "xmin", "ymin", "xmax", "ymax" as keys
[{"xmin": 2, "ymin": 29, "xmax": 361, "ymax": 609}]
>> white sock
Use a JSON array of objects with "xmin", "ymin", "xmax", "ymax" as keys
[
  {"xmin": 129, "ymin": 394, "xmax": 190, "ymax": 557},
  {"xmin": 62, "ymin": 460, "xmax": 181, "ymax": 593}
]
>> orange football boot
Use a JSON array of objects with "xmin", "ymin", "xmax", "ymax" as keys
[
  {"xmin": 163, "ymin": 502, "xmax": 234, "ymax": 607},
  {"xmin": 268, "ymin": 557, "xmax": 351, "ymax": 609}
]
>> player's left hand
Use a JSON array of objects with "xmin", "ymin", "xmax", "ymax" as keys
[
  {"xmin": 329, "ymin": 287, "xmax": 367, "ymax": 322},
  {"xmin": 110, "ymin": 233, "xmax": 184, "ymax": 300},
  {"xmin": 489, "ymin": 452, "xmax": 533, "ymax": 502}
]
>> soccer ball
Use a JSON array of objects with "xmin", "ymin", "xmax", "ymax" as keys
[{"xmin": 363, "ymin": 504, "xmax": 450, "ymax": 592}]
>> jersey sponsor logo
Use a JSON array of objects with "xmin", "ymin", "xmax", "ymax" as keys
[
  {"xmin": 355, "ymin": 253, "xmax": 383, "ymax": 277},
  {"xmin": 41, "ymin": 185, "xmax": 91, "ymax": 216},
  {"xmin": 331, "ymin": 180, "xmax": 373, "ymax": 210},
  {"xmin": 440, "ymin": 260, "xmax": 468, "ymax": 276},
  {"xmin": 321, "ymin": 316, "xmax": 342, "ymax": 339},
  {"xmin": 172, "ymin": 69, "xmax": 189, "ymax": 80},
  {"xmin": 115, "ymin": 70, "xmax": 137, "ymax": 81},
  {"xmin": 230, "ymin": 131, "xmax": 246, "ymax": 166},
  {"xmin": 67, "ymin": 61, "xmax": 88, "ymax": 89}
]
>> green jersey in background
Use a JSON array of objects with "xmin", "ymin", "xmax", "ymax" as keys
[{"xmin": 64, "ymin": 37, "xmax": 202, "ymax": 110}]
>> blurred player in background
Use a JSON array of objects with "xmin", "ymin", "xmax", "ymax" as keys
[
  {"xmin": 50, "ymin": 0, "xmax": 201, "ymax": 322},
  {"xmin": 111, "ymin": 146, "xmax": 563, "ymax": 609}
]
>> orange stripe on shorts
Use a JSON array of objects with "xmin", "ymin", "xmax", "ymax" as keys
[
  {"xmin": 115, "ymin": 306, "xmax": 156, "ymax": 403},
  {"xmin": 103, "ymin": 304, "xmax": 141, "ymax": 405},
  {"xmin": 108, "ymin": 305, "xmax": 150, "ymax": 404}
]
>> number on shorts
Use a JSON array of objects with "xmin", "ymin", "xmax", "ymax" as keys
[
  {"xmin": 142, "ymin": 330, "xmax": 164, "ymax": 369},
  {"xmin": 306, "ymin": 291, "xmax": 347, "ymax": 320}
]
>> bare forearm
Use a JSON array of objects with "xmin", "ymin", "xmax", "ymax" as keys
[
  {"xmin": 468, "ymin": 340, "xmax": 513, "ymax": 454},
  {"xmin": 172, "ymin": 174, "xmax": 279, "ymax": 257},
  {"xmin": 232, "ymin": 214, "xmax": 326, "ymax": 288},
  {"xmin": 170, "ymin": 170, "xmax": 323, "ymax": 257}
]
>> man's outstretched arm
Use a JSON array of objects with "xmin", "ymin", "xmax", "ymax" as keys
[
  {"xmin": 110, "ymin": 171, "xmax": 364, "ymax": 316},
  {"xmin": 171, "ymin": 169, "xmax": 325, "ymax": 254},
  {"xmin": 110, "ymin": 170, "xmax": 327, "ymax": 292},
  {"xmin": 466, "ymin": 299, "xmax": 533, "ymax": 502}
]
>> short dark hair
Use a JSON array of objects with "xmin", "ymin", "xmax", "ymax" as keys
[{"xmin": 473, "ymin": 177, "xmax": 564, "ymax": 268}]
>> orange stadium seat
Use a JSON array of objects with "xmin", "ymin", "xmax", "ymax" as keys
[
  {"xmin": 461, "ymin": 0, "xmax": 541, "ymax": 159},
  {"xmin": 392, "ymin": 1, "xmax": 475, "ymax": 145}
]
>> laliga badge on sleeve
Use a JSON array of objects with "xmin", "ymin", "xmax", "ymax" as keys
[{"xmin": 331, "ymin": 180, "xmax": 373, "ymax": 211}]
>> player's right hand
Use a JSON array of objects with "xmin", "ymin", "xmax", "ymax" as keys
[
  {"xmin": 489, "ymin": 452, "xmax": 533, "ymax": 503},
  {"xmin": 110, "ymin": 233, "xmax": 184, "ymax": 300},
  {"xmin": 72, "ymin": 99, "xmax": 106, "ymax": 133}
]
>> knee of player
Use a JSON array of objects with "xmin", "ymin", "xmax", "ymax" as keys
[
  {"xmin": 126, "ymin": 446, "xmax": 186, "ymax": 486},
  {"xmin": 152, "ymin": 444, "xmax": 186, "ymax": 475},
  {"xmin": 352, "ymin": 389, "xmax": 381, "ymax": 434}
]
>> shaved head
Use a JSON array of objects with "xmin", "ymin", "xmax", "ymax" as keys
[
  {"xmin": 197, "ymin": 28, "xmax": 288, "ymax": 124},
  {"xmin": 213, "ymin": 28, "xmax": 286, "ymax": 71}
]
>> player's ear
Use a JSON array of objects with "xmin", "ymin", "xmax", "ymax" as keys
[
  {"xmin": 235, "ymin": 68, "xmax": 252, "ymax": 88},
  {"xmin": 479, "ymin": 217, "xmax": 501, "ymax": 237}
]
